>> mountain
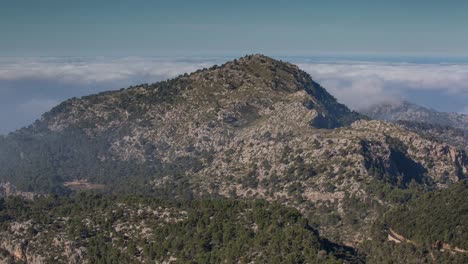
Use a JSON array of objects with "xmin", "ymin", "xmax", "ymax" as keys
[
  {"xmin": 361, "ymin": 101, "xmax": 468, "ymax": 152},
  {"xmin": 0, "ymin": 54, "xmax": 365, "ymax": 195},
  {"xmin": 0, "ymin": 55, "xmax": 467, "ymax": 263},
  {"xmin": 361, "ymin": 100, "xmax": 468, "ymax": 131},
  {"xmin": 396, "ymin": 120, "xmax": 468, "ymax": 153}
]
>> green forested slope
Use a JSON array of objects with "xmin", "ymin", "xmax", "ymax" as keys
[{"xmin": 0, "ymin": 195, "xmax": 359, "ymax": 263}]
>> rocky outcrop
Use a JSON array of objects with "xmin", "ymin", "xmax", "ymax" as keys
[
  {"xmin": 0, "ymin": 236, "xmax": 46, "ymax": 264},
  {"xmin": 0, "ymin": 182, "xmax": 37, "ymax": 199}
]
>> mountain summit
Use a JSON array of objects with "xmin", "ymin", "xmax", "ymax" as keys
[{"xmin": 41, "ymin": 54, "xmax": 362, "ymax": 133}]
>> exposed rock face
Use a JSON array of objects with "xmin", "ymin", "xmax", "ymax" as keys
[
  {"xmin": 0, "ymin": 225, "xmax": 47, "ymax": 264},
  {"xmin": 0, "ymin": 54, "xmax": 466, "ymax": 247},
  {"xmin": 0, "ymin": 182, "xmax": 37, "ymax": 199},
  {"xmin": 351, "ymin": 120, "xmax": 467, "ymax": 184}
]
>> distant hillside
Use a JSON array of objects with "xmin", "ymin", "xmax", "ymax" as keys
[
  {"xmin": 361, "ymin": 100, "xmax": 468, "ymax": 152},
  {"xmin": 361, "ymin": 100, "xmax": 468, "ymax": 131},
  {"xmin": 396, "ymin": 120, "xmax": 468, "ymax": 153}
]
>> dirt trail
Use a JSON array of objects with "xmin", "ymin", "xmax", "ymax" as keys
[
  {"xmin": 386, "ymin": 227, "xmax": 467, "ymax": 255},
  {"xmin": 386, "ymin": 228, "xmax": 412, "ymax": 244}
]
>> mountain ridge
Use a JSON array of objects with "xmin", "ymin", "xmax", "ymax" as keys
[
  {"xmin": 360, "ymin": 100, "xmax": 468, "ymax": 152},
  {"xmin": 361, "ymin": 100, "xmax": 468, "ymax": 131}
]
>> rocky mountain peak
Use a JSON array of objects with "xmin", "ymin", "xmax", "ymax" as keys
[
  {"xmin": 182, "ymin": 54, "xmax": 307, "ymax": 94},
  {"xmin": 36, "ymin": 55, "xmax": 363, "ymax": 134}
]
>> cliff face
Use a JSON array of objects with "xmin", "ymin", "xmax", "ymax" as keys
[{"xmin": 0, "ymin": 55, "xmax": 466, "ymax": 249}]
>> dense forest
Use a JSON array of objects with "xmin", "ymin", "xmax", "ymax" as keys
[
  {"xmin": 0, "ymin": 195, "xmax": 360, "ymax": 263},
  {"xmin": 385, "ymin": 180, "xmax": 468, "ymax": 249},
  {"xmin": 1, "ymin": 182, "xmax": 468, "ymax": 263}
]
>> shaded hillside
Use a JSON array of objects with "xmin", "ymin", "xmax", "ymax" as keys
[{"xmin": 361, "ymin": 100, "xmax": 468, "ymax": 153}]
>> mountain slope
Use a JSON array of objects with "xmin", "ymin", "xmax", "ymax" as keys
[
  {"xmin": 0, "ymin": 54, "xmax": 467, "ymax": 252},
  {"xmin": 0, "ymin": 54, "xmax": 364, "ymax": 194},
  {"xmin": 385, "ymin": 180, "xmax": 468, "ymax": 250},
  {"xmin": 0, "ymin": 196, "xmax": 360, "ymax": 263},
  {"xmin": 396, "ymin": 120, "xmax": 468, "ymax": 153},
  {"xmin": 361, "ymin": 100, "xmax": 468, "ymax": 153}
]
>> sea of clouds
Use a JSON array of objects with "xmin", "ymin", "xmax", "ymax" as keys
[
  {"xmin": 1, "ymin": 56, "xmax": 467, "ymax": 134},
  {"xmin": 297, "ymin": 60, "xmax": 468, "ymax": 111}
]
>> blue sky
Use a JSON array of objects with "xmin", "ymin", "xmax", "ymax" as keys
[
  {"xmin": 1, "ymin": 1, "xmax": 468, "ymax": 134},
  {"xmin": 2, "ymin": 0, "xmax": 468, "ymax": 56}
]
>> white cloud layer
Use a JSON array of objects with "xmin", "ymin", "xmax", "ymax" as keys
[
  {"xmin": 0, "ymin": 57, "xmax": 216, "ymax": 84},
  {"xmin": 0, "ymin": 57, "xmax": 223, "ymax": 134},
  {"xmin": 297, "ymin": 61, "xmax": 468, "ymax": 110}
]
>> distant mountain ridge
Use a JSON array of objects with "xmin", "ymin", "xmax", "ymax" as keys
[
  {"xmin": 396, "ymin": 120, "xmax": 468, "ymax": 153},
  {"xmin": 361, "ymin": 100, "xmax": 468, "ymax": 131},
  {"xmin": 361, "ymin": 100, "xmax": 468, "ymax": 152}
]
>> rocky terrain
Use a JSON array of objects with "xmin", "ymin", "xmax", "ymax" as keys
[
  {"xmin": 0, "ymin": 55, "xmax": 467, "ymax": 263},
  {"xmin": 361, "ymin": 100, "xmax": 468, "ymax": 153},
  {"xmin": 396, "ymin": 120, "xmax": 468, "ymax": 153}
]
